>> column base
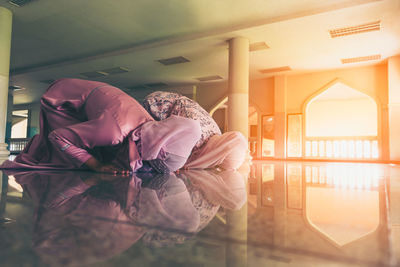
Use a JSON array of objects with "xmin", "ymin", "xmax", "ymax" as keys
[{"xmin": 0, "ymin": 143, "xmax": 10, "ymax": 164}]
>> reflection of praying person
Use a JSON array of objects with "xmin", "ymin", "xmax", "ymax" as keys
[
  {"xmin": 10, "ymin": 170, "xmax": 200, "ymax": 266},
  {"xmin": 141, "ymin": 169, "xmax": 247, "ymax": 247},
  {"xmin": 143, "ymin": 91, "xmax": 248, "ymax": 170},
  {"xmin": 0, "ymin": 79, "xmax": 201, "ymax": 173}
]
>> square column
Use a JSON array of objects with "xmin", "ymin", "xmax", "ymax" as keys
[
  {"xmin": 274, "ymin": 75, "xmax": 287, "ymax": 159},
  {"xmin": 228, "ymin": 37, "xmax": 249, "ymax": 137},
  {"xmin": 0, "ymin": 7, "xmax": 12, "ymax": 163},
  {"xmin": 227, "ymin": 37, "xmax": 249, "ymax": 267},
  {"xmin": 388, "ymin": 56, "xmax": 400, "ymax": 161}
]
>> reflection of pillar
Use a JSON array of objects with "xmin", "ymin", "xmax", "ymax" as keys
[
  {"xmin": 226, "ymin": 206, "xmax": 247, "ymax": 267},
  {"xmin": 389, "ymin": 166, "xmax": 400, "ymax": 264},
  {"xmin": 257, "ymin": 114, "xmax": 262, "ymax": 158},
  {"xmin": 228, "ymin": 37, "xmax": 249, "ymax": 137},
  {"xmin": 5, "ymin": 90, "xmax": 13, "ymax": 143},
  {"xmin": 274, "ymin": 162, "xmax": 287, "ymax": 246},
  {"xmin": 274, "ymin": 75, "xmax": 287, "ymax": 159},
  {"xmin": 257, "ymin": 164, "xmax": 262, "ymax": 207},
  {"xmin": 0, "ymin": 7, "xmax": 12, "ymax": 163},
  {"xmin": 0, "ymin": 172, "xmax": 9, "ymax": 224},
  {"xmin": 388, "ymin": 56, "xmax": 400, "ymax": 161},
  {"xmin": 378, "ymin": 178, "xmax": 391, "ymax": 262}
]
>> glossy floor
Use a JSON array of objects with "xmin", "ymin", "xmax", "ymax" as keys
[{"xmin": 0, "ymin": 161, "xmax": 399, "ymax": 267}]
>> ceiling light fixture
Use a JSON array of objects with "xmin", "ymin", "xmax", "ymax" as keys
[
  {"xmin": 8, "ymin": 0, "xmax": 36, "ymax": 7},
  {"xmin": 40, "ymin": 79, "xmax": 56, "ymax": 84},
  {"xmin": 100, "ymin": 67, "xmax": 130, "ymax": 75},
  {"xmin": 9, "ymin": 85, "xmax": 25, "ymax": 91},
  {"xmin": 144, "ymin": 82, "xmax": 168, "ymax": 88},
  {"xmin": 259, "ymin": 66, "xmax": 292, "ymax": 74},
  {"xmin": 329, "ymin": 21, "xmax": 381, "ymax": 38},
  {"xmin": 196, "ymin": 75, "xmax": 223, "ymax": 82},
  {"xmin": 249, "ymin": 42, "xmax": 270, "ymax": 52},
  {"xmin": 80, "ymin": 71, "xmax": 108, "ymax": 78},
  {"xmin": 157, "ymin": 56, "xmax": 190, "ymax": 66},
  {"xmin": 341, "ymin": 54, "xmax": 381, "ymax": 64}
]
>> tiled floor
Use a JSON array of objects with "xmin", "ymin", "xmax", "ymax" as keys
[{"xmin": 0, "ymin": 161, "xmax": 399, "ymax": 267}]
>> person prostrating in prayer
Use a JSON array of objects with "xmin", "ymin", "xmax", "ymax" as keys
[
  {"xmin": 143, "ymin": 91, "xmax": 248, "ymax": 170},
  {"xmin": 1, "ymin": 78, "xmax": 201, "ymax": 174}
]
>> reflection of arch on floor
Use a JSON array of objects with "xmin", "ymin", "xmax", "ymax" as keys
[
  {"xmin": 303, "ymin": 184, "xmax": 381, "ymax": 248},
  {"xmin": 302, "ymin": 78, "xmax": 380, "ymax": 160}
]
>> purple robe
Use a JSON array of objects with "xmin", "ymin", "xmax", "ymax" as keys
[{"xmin": 1, "ymin": 78, "xmax": 154, "ymax": 171}]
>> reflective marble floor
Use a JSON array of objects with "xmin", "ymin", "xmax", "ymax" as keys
[{"xmin": 0, "ymin": 161, "xmax": 399, "ymax": 267}]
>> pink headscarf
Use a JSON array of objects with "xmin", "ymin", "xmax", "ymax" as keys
[
  {"xmin": 184, "ymin": 131, "xmax": 248, "ymax": 170},
  {"xmin": 139, "ymin": 115, "xmax": 201, "ymax": 172}
]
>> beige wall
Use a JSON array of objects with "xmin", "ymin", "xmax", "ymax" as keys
[
  {"xmin": 247, "ymin": 64, "xmax": 388, "ymax": 114},
  {"xmin": 195, "ymin": 78, "xmax": 275, "ymax": 114},
  {"xmin": 286, "ymin": 64, "xmax": 388, "ymax": 113},
  {"xmin": 247, "ymin": 62, "xmax": 389, "ymax": 160},
  {"xmin": 197, "ymin": 82, "xmax": 228, "ymax": 112},
  {"xmin": 212, "ymin": 108, "xmax": 226, "ymax": 133},
  {"xmin": 180, "ymin": 63, "xmax": 390, "ymax": 160},
  {"xmin": 249, "ymin": 78, "xmax": 274, "ymax": 114}
]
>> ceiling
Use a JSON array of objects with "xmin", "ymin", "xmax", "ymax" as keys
[{"xmin": 2, "ymin": 0, "xmax": 399, "ymax": 105}]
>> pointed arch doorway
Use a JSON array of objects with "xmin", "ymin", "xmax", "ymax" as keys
[{"xmin": 303, "ymin": 80, "xmax": 379, "ymax": 160}]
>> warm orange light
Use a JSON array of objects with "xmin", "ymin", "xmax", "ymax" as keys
[
  {"xmin": 326, "ymin": 141, "xmax": 333, "ymax": 157},
  {"xmin": 306, "ymin": 85, "xmax": 378, "ymax": 138},
  {"xmin": 364, "ymin": 141, "xmax": 371, "ymax": 158},
  {"xmin": 306, "ymin": 163, "xmax": 383, "ymax": 190},
  {"xmin": 305, "ymin": 141, "xmax": 311, "ymax": 157},
  {"xmin": 356, "ymin": 140, "xmax": 363, "ymax": 158},
  {"xmin": 372, "ymin": 140, "xmax": 379, "ymax": 159},
  {"xmin": 319, "ymin": 141, "xmax": 325, "ymax": 157},
  {"xmin": 333, "ymin": 141, "xmax": 340, "ymax": 158},
  {"xmin": 319, "ymin": 166, "xmax": 326, "ymax": 184},
  {"xmin": 312, "ymin": 141, "xmax": 318, "ymax": 157},
  {"xmin": 340, "ymin": 140, "xmax": 347, "ymax": 158},
  {"xmin": 348, "ymin": 140, "xmax": 355, "ymax": 158},
  {"xmin": 312, "ymin": 166, "xmax": 318, "ymax": 183},
  {"xmin": 306, "ymin": 166, "xmax": 311, "ymax": 182}
]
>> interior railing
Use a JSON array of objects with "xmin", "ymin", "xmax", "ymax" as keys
[
  {"xmin": 7, "ymin": 138, "xmax": 30, "ymax": 155},
  {"xmin": 304, "ymin": 136, "xmax": 379, "ymax": 160}
]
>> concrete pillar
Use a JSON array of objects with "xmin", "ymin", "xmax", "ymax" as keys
[
  {"xmin": 388, "ymin": 56, "xmax": 400, "ymax": 161},
  {"xmin": 192, "ymin": 85, "xmax": 197, "ymax": 102},
  {"xmin": 274, "ymin": 75, "xmax": 287, "ymax": 159},
  {"xmin": 227, "ymin": 39, "xmax": 249, "ymax": 266},
  {"xmin": 0, "ymin": 7, "xmax": 12, "ymax": 163},
  {"xmin": 228, "ymin": 37, "xmax": 249, "ymax": 137},
  {"xmin": 226, "ymin": 205, "xmax": 248, "ymax": 267}
]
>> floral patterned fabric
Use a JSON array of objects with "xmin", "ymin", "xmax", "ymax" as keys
[{"xmin": 142, "ymin": 91, "xmax": 221, "ymax": 153}]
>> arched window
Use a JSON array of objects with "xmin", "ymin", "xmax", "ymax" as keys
[{"xmin": 304, "ymin": 82, "xmax": 379, "ymax": 160}]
